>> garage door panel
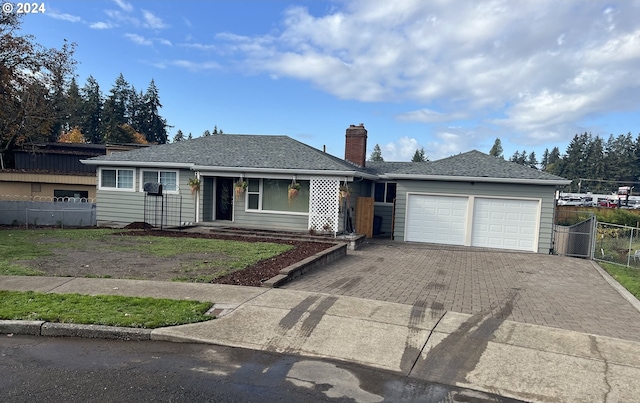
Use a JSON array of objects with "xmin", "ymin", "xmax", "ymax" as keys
[
  {"xmin": 407, "ymin": 195, "xmax": 467, "ymax": 245},
  {"xmin": 471, "ymin": 198, "xmax": 538, "ymax": 251}
]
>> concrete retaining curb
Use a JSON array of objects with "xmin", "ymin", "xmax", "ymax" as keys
[
  {"xmin": 262, "ymin": 243, "xmax": 347, "ymax": 288},
  {"xmin": 1, "ymin": 320, "xmax": 152, "ymax": 341}
]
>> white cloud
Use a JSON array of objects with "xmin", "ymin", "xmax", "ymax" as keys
[
  {"xmin": 90, "ymin": 21, "xmax": 113, "ymax": 30},
  {"xmin": 369, "ymin": 137, "xmax": 422, "ymax": 161},
  {"xmin": 124, "ymin": 33, "xmax": 152, "ymax": 46},
  {"xmin": 142, "ymin": 9, "xmax": 168, "ymax": 29},
  {"xmin": 396, "ymin": 109, "xmax": 467, "ymax": 123},
  {"xmin": 113, "ymin": 0, "xmax": 133, "ymax": 13},
  {"xmin": 170, "ymin": 60, "xmax": 221, "ymax": 72},
  {"xmin": 217, "ymin": 1, "xmax": 640, "ymax": 151},
  {"xmin": 48, "ymin": 12, "xmax": 82, "ymax": 23}
]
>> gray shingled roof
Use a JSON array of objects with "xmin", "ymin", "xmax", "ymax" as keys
[
  {"xmin": 86, "ymin": 134, "xmax": 366, "ymax": 172},
  {"xmin": 366, "ymin": 150, "xmax": 568, "ymax": 181},
  {"xmin": 86, "ymin": 138, "xmax": 567, "ymax": 183}
]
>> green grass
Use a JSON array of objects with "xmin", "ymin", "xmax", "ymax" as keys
[
  {"xmin": 599, "ymin": 262, "xmax": 640, "ymax": 299},
  {"xmin": 0, "ymin": 228, "xmax": 293, "ymax": 280},
  {"xmin": 0, "ymin": 290, "xmax": 214, "ymax": 328}
]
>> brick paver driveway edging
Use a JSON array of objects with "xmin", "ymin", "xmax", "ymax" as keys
[{"xmin": 282, "ymin": 239, "xmax": 640, "ymax": 342}]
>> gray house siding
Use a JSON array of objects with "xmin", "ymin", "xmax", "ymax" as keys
[
  {"xmin": 96, "ymin": 167, "xmax": 196, "ymax": 226},
  {"xmin": 393, "ymin": 180, "xmax": 556, "ymax": 253}
]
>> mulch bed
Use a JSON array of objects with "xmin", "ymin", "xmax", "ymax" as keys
[{"xmin": 122, "ymin": 228, "xmax": 335, "ymax": 287}]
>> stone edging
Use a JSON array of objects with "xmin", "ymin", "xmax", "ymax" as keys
[{"xmin": 262, "ymin": 243, "xmax": 347, "ymax": 288}]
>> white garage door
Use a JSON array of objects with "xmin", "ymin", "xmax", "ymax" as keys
[
  {"xmin": 406, "ymin": 195, "xmax": 468, "ymax": 245},
  {"xmin": 471, "ymin": 198, "xmax": 539, "ymax": 251}
]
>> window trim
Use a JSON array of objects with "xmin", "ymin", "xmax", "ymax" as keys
[
  {"xmin": 98, "ymin": 167, "xmax": 135, "ymax": 192},
  {"xmin": 374, "ymin": 181, "xmax": 397, "ymax": 204},
  {"xmin": 139, "ymin": 169, "xmax": 179, "ymax": 194},
  {"xmin": 245, "ymin": 178, "xmax": 310, "ymax": 215}
]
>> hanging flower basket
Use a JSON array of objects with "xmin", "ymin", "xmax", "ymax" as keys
[
  {"xmin": 288, "ymin": 182, "xmax": 301, "ymax": 204},
  {"xmin": 235, "ymin": 181, "xmax": 247, "ymax": 198},
  {"xmin": 187, "ymin": 177, "xmax": 200, "ymax": 195},
  {"xmin": 339, "ymin": 183, "xmax": 352, "ymax": 206}
]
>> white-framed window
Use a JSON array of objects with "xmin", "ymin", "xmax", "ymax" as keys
[
  {"xmin": 99, "ymin": 168, "xmax": 134, "ymax": 191},
  {"xmin": 374, "ymin": 182, "xmax": 396, "ymax": 204},
  {"xmin": 140, "ymin": 170, "xmax": 178, "ymax": 193},
  {"xmin": 246, "ymin": 178, "xmax": 310, "ymax": 214}
]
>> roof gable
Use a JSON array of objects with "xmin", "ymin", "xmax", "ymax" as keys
[{"xmin": 367, "ymin": 150, "xmax": 568, "ymax": 183}]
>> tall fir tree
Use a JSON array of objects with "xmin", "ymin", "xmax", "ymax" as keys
[
  {"xmin": 489, "ymin": 138, "xmax": 503, "ymax": 159},
  {"xmin": 141, "ymin": 79, "xmax": 168, "ymax": 144},
  {"xmin": 102, "ymin": 73, "xmax": 132, "ymax": 143},
  {"xmin": 80, "ymin": 75, "xmax": 103, "ymax": 143},
  {"xmin": 172, "ymin": 129, "xmax": 186, "ymax": 142},
  {"xmin": 369, "ymin": 144, "xmax": 384, "ymax": 161},
  {"xmin": 411, "ymin": 147, "xmax": 427, "ymax": 162}
]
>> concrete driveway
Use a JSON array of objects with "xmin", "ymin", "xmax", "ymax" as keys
[{"xmin": 283, "ymin": 239, "xmax": 640, "ymax": 342}]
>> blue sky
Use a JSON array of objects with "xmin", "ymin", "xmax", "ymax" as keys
[{"xmin": 20, "ymin": 0, "xmax": 640, "ymax": 161}]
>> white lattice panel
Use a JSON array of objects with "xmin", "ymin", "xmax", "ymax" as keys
[{"xmin": 308, "ymin": 177, "xmax": 340, "ymax": 234}]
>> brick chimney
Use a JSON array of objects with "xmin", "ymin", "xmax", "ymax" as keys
[{"xmin": 344, "ymin": 123, "xmax": 367, "ymax": 167}]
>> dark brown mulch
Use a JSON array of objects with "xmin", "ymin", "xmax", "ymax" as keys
[{"xmin": 122, "ymin": 229, "xmax": 335, "ymax": 287}]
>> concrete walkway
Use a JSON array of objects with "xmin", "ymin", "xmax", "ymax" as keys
[
  {"xmin": 283, "ymin": 239, "xmax": 640, "ymax": 342},
  {"xmin": 2, "ymin": 274, "xmax": 640, "ymax": 403}
]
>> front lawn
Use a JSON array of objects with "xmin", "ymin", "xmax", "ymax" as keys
[{"xmin": 0, "ymin": 228, "xmax": 293, "ymax": 282}]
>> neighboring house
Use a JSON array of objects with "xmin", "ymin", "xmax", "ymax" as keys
[
  {"xmin": 82, "ymin": 124, "xmax": 570, "ymax": 253},
  {"xmin": 0, "ymin": 143, "xmax": 105, "ymax": 201},
  {"xmin": 0, "ymin": 143, "xmax": 150, "ymax": 201}
]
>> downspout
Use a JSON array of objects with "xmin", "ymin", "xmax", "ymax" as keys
[{"xmin": 195, "ymin": 171, "xmax": 200, "ymax": 223}]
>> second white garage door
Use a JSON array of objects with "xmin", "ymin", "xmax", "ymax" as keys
[{"xmin": 471, "ymin": 198, "xmax": 539, "ymax": 251}]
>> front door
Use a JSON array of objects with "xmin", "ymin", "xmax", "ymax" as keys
[{"xmin": 216, "ymin": 177, "xmax": 233, "ymax": 221}]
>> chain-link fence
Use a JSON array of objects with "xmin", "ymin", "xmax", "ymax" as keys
[
  {"xmin": 594, "ymin": 222, "xmax": 640, "ymax": 267},
  {"xmin": 0, "ymin": 198, "xmax": 96, "ymax": 227}
]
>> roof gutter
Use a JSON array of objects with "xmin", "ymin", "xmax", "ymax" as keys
[
  {"xmin": 191, "ymin": 165, "xmax": 379, "ymax": 180},
  {"xmin": 383, "ymin": 173, "xmax": 571, "ymax": 186},
  {"xmin": 80, "ymin": 160, "xmax": 195, "ymax": 169}
]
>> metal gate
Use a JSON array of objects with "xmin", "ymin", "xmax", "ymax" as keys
[
  {"xmin": 143, "ymin": 188, "xmax": 183, "ymax": 229},
  {"xmin": 552, "ymin": 215, "xmax": 596, "ymax": 258}
]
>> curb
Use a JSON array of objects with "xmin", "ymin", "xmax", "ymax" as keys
[
  {"xmin": 1, "ymin": 320, "xmax": 152, "ymax": 341},
  {"xmin": 262, "ymin": 243, "xmax": 347, "ymax": 288}
]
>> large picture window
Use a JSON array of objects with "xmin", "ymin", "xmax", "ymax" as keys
[
  {"xmin": 100, "ymin": 168, "xmax": 134, "ymax": 190},
  {"xmin": 246, "ymin": 179, "xmax": 309, "ymax": 213},
  {"xmin": 141, "ymin": 170, "xmax": 178, "ymax": 193},
  {"xmin": 374, "ymin": 182, "xmax": 396, "ymax": 203}
]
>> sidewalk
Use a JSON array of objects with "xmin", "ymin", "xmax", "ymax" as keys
[{"xmin": 2, "ymin": 275, "xmax": 640, "ymax": 403}]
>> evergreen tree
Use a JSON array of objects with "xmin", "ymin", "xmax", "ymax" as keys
[
  {"xmin": 489, "ymin": 138, "xmax": 503, "ymax": 158},
  {"xmin": 202, "ymin": 130, "xmax": 211, "ymax": 137},
  {"xmin": 80, "ymin": 75, "xmax": 103, "ymax": 143},
  {"xmin": 102, "ymin": 73, "xmax": 132, "ymax": 143},
  {"xmin": 47, "ymin": 40, "xmax": 77, "ymax": 142},
  {"xmin": 187, "ymin": 132, "xmax": 193, "ymax": 140},
  {"xmin": 510, "ymin": 151, "xmax": 520, "ymax": 164},
  {"xmin": 527, "ymin": 151, "xmax": 538, "ymax": 169},
  {"xmin": 411, "ymin": 147, "xmax": 427, "ymax": 162},
  {"xmin": 172, "ymin": 129, "xmax": 186, "ymax": 142},
  {"xmin": 65, "ymin": 77, "xmax": 84, "ymax": 135},
  {"xmin": 212, "ymin": 125, "xmax": 224, "ymax": 135},
  {"xmin": 369, "ymin": 144, "xmax": 384, "ymax": 161},
  {"xmin": 541, "ymin": 148, "xmax": 550, "ymax": 171},
  {"xmin": 141, "ymin": 79, "xmax": 168, "ymax": 144}
]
